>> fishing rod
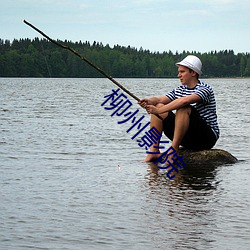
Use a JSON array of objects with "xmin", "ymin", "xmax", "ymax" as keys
[{"xmin": 23, "ymin": 20, "xmax": 163, "ymax": 120}]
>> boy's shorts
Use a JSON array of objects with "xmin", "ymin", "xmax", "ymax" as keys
[{"xmin": 162, "ymin": 106, "xmax": 217, "ymax": 150}]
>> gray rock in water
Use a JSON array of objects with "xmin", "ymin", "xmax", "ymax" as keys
[{"xmin": 178, "ymin": 148, "xmax": 238, "ymax": 166}]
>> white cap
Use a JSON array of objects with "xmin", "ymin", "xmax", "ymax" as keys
[{"xmin": 176, "ymin": 55, "xmax": 202, "ymax": 75}]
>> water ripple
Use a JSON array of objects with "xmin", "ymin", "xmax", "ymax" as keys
[{"xmin": 0, "ymin": 78, "xmax": 250, "ymax": 249}]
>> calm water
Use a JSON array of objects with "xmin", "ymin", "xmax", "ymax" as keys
[{"xmin": 0, "ymin": 78, "xmax": 250, "ymax": 250}]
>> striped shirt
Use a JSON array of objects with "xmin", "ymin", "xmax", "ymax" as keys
[{"xmin": 166, "ymin": 80, "xmax": 220, "ymax": 139}]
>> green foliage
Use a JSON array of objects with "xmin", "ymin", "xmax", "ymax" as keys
[{"xmin": 0, "ymin": 38, "xmax": 249, "ymax": 78}]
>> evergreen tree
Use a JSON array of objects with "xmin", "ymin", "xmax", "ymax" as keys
[{"xmin": 0, "ymin": 38, "xmax": 249, "ymax": 78}]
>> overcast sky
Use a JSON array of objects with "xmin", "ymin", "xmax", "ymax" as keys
[{"xmin": 1, "ymin": 0, "xmax": 249, "ymax": 53}]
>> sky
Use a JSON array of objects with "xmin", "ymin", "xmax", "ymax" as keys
[{"xmin": 1, "ymin": 0, "xmax": 250, "ymax": 53}]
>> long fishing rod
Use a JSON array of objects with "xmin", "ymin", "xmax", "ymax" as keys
[{"xmin": 23, "ymin": 20, "xmax": 163, "ymax": 120}]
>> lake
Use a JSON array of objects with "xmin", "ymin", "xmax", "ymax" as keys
[{"xmin": 0, "ymin": 78, "xmax": 250, "ymax": 249}]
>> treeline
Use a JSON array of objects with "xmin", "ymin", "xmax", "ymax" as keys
[{"xmin": 0, "ymin": 38, "xmax": 250, "ymax": 78}]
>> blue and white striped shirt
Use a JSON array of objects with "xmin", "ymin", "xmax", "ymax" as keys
[{"xmin": 166, "ymin": 80, "xmax": 220, "ymax": 139}]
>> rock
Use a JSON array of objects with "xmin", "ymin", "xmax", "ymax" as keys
[{"xmin": 178, "ymin": 148, "xmax": 238, "ymax": 166}]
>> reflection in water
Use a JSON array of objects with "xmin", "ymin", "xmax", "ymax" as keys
[
  {"xmin": 144, "ymin": 163, "xmax": 221, "ymax": 249},
  {"xmin": 146, "ymin": 161, "xmax": 219, "ymax": 189}
]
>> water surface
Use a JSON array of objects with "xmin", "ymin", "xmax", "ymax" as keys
[{"xmin": 0, "ymin": 78, "xmax": 250, "ymax": 249}]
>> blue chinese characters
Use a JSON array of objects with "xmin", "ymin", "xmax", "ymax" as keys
[{"xmin": 102, "ymin": 88, "xmax": 186, "ymax": 179}]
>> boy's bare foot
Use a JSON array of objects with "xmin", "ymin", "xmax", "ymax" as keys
[{"xmin": 144, "ymin": 151, "xmax": 161, "ymax": 162}]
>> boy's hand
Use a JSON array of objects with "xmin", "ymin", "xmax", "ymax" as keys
[
  {"xmin": 138, "ymin": 98, "xmax": 150, "ymax": 108},
  {"xmin": 146, "ymin": 105, "xmax": 159, "ymax": 115}
]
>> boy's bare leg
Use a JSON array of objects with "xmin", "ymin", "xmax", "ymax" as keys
[
  {"xmin": 159, "ymin": 106, "xmax": 191, "ymax": 165},
  {"xmin": 171, "ymin": 106, "xmax": 191, "ymax": 154},
  {"xmin": 145, "ymin": 105, "xmax": 191, "ymax": 163},
  {"xmin": 144, "ymin": 104, "xmax": 168, "ymax": 162}
]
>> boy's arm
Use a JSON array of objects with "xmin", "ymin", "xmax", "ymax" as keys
[
  {"xmin": 146, "ymin": 94, "xmax": 201, "ymax": 114},
  {"xmin": 138, "ymin": 95, "xmax": 171, "ymax": 108}
]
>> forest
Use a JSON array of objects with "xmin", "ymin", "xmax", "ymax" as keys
[{"xmin": 0, "ymin": 38, "xmax": 250, "ymax": 78}]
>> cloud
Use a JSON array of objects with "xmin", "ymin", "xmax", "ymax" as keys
[
  {"xmin": 79, "ymin": 3, "xmax": 89, "ymax": 10},
  {"xmin": 134, "ymin": 0, "xmax": 168, "ymax": 5},
  {"xmin": 1, "ymin": 0, "xmax": 250, "ymax": 53},
  {"xmin": 197, "ymin": 0, "xmax": 250, "ymax": 10}
]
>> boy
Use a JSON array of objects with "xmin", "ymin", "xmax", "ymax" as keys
[{"xmin": 138, "ymin": 55, "xmax": 219, "ymax": 162}]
